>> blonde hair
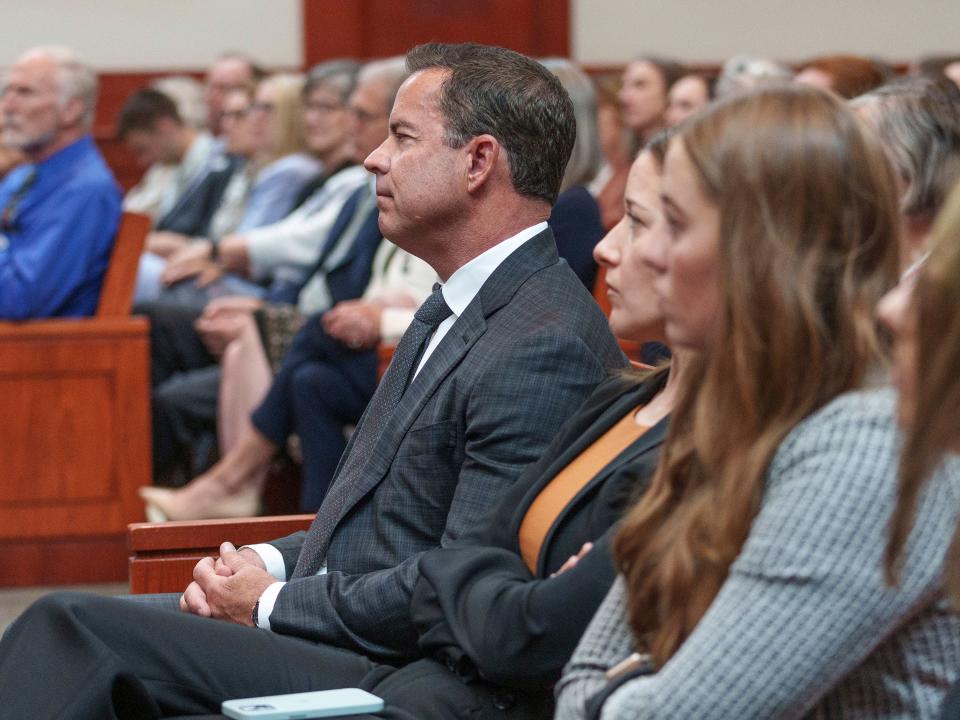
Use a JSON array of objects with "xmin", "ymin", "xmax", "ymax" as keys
[
  {"xmin": 613, "ymin": 85, "xmax": 900, "ymax": 666},
  {"xmin": 259, "ymin": 73, "xmax": 307, "ymax": 162},
  {"xmin": 886, "ymin": 180, "xmax": 960, "ymax": 598}
]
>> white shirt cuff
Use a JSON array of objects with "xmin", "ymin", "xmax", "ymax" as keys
[
  {"xmin": 244, "ymin": 543, "xmax": 287, "ymax": 581},
  {"xmin": 256, "ymin": 581, "xmax": 285, "ymax": 631}
]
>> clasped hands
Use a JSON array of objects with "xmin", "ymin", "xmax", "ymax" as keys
[
  {"xmin": 322, "ymin": 299, "xmax": 383, "ymax": 350},
  {"xmin": 180, "ymin": 542, "xmax": 276, "ymax": 627},
  {"xmin": 180, "ymin": 539, "xmax": 594, "ymax": 628},
  {"xmin": 161, "ymin": 235, "xmax": 250, "ymax": 288}
]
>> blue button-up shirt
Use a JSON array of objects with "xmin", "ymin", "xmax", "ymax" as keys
[{"xmin": 0, "ymin": 134, "xmax": 121, "ymax": 319}]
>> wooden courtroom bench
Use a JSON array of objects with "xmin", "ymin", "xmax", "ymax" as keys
[
  {"xmin": 128, "ymin": 514, "xmax": 314, "ymax": 594},
  {"xmin": 0, "ymin": 212, "xmax": 152, "ymax": 586}
]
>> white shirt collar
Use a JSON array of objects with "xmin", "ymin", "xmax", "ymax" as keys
[{"xmin": 439, "ymin": 221, "xmax": 547, "ymax": 317}]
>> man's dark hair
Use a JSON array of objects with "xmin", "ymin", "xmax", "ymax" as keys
[
  {"xmin": 406, "ymin": 42, "xmax": 576, "ymax": 205},
  {"xmin": 116, "ymin": 88, "xmax": 182, "ymax": 139}
]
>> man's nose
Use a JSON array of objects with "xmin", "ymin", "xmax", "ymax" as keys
[{"xmin": 363, "ymin": 139, "xmax": 389, "ymax": 173}]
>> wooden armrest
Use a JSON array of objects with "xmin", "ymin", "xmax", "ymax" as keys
[
  {"xmin": 0, "ymin": 316, "xmax": 148, "ymax": 339},
  {"xmin": 128, "ymin": 514, "xmax": 314, "ymax": 594}
]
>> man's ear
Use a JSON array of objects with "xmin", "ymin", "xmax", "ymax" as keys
[{"xmin": 464, "ymin": 134, "xmax": 501, "ymax": 193}]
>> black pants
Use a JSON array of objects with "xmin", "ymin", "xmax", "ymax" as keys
[
  {"xmin": 0, "ymin": 593, "xmax": 545, "ymax": 720},
  {"xmin": 143, "ymin": 302, "xmax": 219, "ymax": 481},
  {"xmin": 250, "ymin": 317, "xmax": 378, "ymax": 511}
]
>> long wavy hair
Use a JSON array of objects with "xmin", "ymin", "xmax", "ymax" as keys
[
  {"xmin": 613, "ymin": 85, "xmax": 901, "ymax": 666},
  {"xmin": 886, "ymin": 181, "xmax": 960, "ymax": 599}
]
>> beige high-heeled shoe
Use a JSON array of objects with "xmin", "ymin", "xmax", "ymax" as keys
[{"xmin": 139, "ymin": 482, "xmax": 261, "ymax": 522}]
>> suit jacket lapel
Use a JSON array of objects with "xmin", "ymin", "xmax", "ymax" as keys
[{"xmin": 324, "ymin": 229, "xmax": 560, "ymax": 531}]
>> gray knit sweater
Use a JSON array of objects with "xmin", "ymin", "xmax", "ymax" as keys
[{"xmin": 555, "ymin": 388, "xmax": 960, "ymax": 719}]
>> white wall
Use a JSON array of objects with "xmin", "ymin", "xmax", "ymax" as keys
[
  {"xmin": 573, "ymin": 0, "xmax": 960, "ymax": 65},
  {"xmin": 3, "ymin": 1, "xmax": 957, "ymax": 72},
  {"xmin": 0, "ymin": 0, "xmax": 301, "ymax": 71}
]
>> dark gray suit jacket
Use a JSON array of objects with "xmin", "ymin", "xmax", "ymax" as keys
[{"xmin": 266, "ymin": 228, "xmax": 627, "ymax": 659}]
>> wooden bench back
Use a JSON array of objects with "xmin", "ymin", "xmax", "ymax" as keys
[{"xmin": 96, "ymin": 211, "xmax": 150, "ymax": 317}]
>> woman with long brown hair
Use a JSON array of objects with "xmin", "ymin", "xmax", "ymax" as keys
[
  {"xmin": 878, "ymin": 182, "xmax": 960, "ymax": 718},
  {"xmin": 556, "ymin": 85, "xmax": 960, "ymax": 718}
]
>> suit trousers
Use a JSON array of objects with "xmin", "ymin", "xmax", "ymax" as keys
[
  {"xmin": 144, "ymin": 301, "xmax": 219, "ymax": 480},
  {"xmin": 0, "ymin": 592, "xmax": 543, "ymax": 720},
  {"xmin": 250, "ymin": 318, "xmax": 378, "ymax": 511}
]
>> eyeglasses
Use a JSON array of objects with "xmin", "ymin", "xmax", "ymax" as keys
[
  {"xmin": 304, "ymin": 100, "xmax": 345, "ymax": 115},
  {"xmin": 349, "ymin": 106, "xmax": 387, "ymax": 125},
  {"xmin": 221, "ymin": 107, "xmax": 250, "ymax": 122},
  {"xmin": 249, "ymin": 102, "xmax": 276, "ymax": 115}
]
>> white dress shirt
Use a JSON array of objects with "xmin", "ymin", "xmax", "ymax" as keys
[{"xmin": 248, "ymin": 221, "xmax": 548, "ymax": 630}]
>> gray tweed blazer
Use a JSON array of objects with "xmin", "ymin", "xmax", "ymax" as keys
[
  {"xmin": 556, "ymin": 388, "xmax": 960, "ymax": 719},
  {"xmin": 266, "ymin": 228, "xmax": 627, "ymax": 659}
]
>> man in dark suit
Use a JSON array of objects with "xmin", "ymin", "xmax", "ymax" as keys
[{"xmin": 0, "ymin": 43, "xmax": 625, "ymax": 718}]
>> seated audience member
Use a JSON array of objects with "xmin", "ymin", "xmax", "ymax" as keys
[
  {"xmin": 714, "ymin": 54, "xmax": 794, "ymax": 98},
  {"xmin": 0, "ymin": 46, "xmax": 121, "ymax": 319},
  {"xmin": 140, "ymin": 68, "xmax": 348, "ymax": 305},
  {"xmin": 541, "ymin": 58, "xmax": 605, "ymax": 290},
  {"xmin": 117, "ymin": 88, "xmax": 218, "ymax": 225},
  {"xmin": 879, "ymin": 182, "xmax": 960, "ymax": 719},
  {"xmin": 141, "ymin": 60, "xmax": 386, "ymax": 486},
  {"xmin": 131, "ymin": 89, "xmax": 246, "ymax": 244},
  {"xmin": 153, "ymin": 75, "xmax": 208, "ymax": 130},
  {"xmin": 795, "ymin": 53, "xmax": 886, "ymax": 99},
  {"xmin": 132, "ymin": 86, "xmax": 257, "ymax": 304},
  {"xmin": 556, "ymin": 85, "xmax": 960, "ymax": 718},
  {"xmin": 140, "ymin": 70, "xmax": 636, "ymax": 520},
  {"xmin": 204, "ymin": 51, "xmax": 264, "ymax": 138},
  {"xmin": 152, "ymin": 67, "xmax": 368, "ymax": 304},
  {"xmin": 852, "ymin": 75, "xmax": 960, "ymax": 265},
  {"xmin": 227, "ymin": 73, "xmax": 325, "ymax": 230},
  {"xmin": 130, "ymin": 51, "xmax": 261, "ymax": 223},
  {"xmin": 665, "ymin": 72, "xmax": 714, "ymax": 126},
  {"xmin": 619, "ymin": 56, "xmax": 686, "ymax": 146},
  {"xmin": 588, "ymin": 73, "xmax": 633, "ymax": 229},
  {"xmin": 0, "ymin": 42, "xmax": 626, "ymax": 719},
  {"xmin": 124, "ymin": 75, "xmax": 208, "ymax": 219}
]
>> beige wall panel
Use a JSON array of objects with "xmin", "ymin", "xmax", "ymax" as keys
[
  {"xmin": 0, "ymin": 0, "xmax": 301, "ymax": 70},
  {"xmin": 573, "ymin": 0, "xmax": 960, "ymax": 64}
]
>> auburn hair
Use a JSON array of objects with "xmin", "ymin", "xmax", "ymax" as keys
[
  {"xmin": 613, "ymin": 85, "xmax": 901, "ymax": 666},
  {"xmin": 886, "ymin": 181, "xmax": 960, "ymax": 600}
]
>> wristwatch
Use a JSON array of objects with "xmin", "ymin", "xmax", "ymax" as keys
[{"xmin": 251, "ymin": 600, "xmax": 260, "ymax": 628}]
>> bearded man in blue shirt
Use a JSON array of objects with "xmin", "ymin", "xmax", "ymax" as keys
[{"xmin": 0, "ymin": 45, "xmax": 121, "ymax": 319}]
